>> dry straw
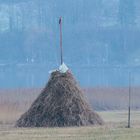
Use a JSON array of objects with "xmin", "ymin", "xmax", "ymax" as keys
[{"xmin": 16, "ymin": 71, "xmax": 104, "ymax": 127}]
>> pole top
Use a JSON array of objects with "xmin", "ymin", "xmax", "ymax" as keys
[{"xmin": 59, "ymin": 17, "xmax": 62, "ymax": 24}]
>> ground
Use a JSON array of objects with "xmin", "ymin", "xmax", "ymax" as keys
[{"xmin": 0, "ymin": 111, "xmax": 140, "ymax": 140}]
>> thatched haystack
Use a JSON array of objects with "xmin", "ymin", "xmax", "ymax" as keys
[{"xmin": 16, "ymin": 71, "xmax": 104, "ymax": 127}]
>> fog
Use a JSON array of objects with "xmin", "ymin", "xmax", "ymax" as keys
[{"xmin": 0, "ymin": 0, "xmax": 140, "ymax": 88}]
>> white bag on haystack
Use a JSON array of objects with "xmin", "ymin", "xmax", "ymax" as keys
[{"xmin": 59, "ymin": 62, "xmax": 69, "ymax": 73}]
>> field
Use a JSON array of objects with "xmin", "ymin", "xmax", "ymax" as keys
[
  {"xmin": 1, "ymin": 87, "xmax": 140, "ymax": 111},
  {"xmin": 0, "ymin": 111, "xmax": 140, "ymax": 140},
  {"xmin": 0, "ymin": 88, "xmax": 140, "ymax": 139}
]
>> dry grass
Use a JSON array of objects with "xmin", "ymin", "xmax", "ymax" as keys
[
  {"xmin": 1, "ymin": 87, "xmax": 140, "ymax": 111},
  {"xmin": 0, "ymin": 110, "xmax": 140, "ymax": 140},
  {"xmin": 0, "ymin": 123, "xmax": 140, "ymax": 140},
  {"xmin": 1, "ymin": 86, "xmax": 140, "ymax": 139}
]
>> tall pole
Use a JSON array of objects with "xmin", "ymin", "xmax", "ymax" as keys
[
  {"xmin": 59, "ymin": 17, "xmax": 63, "ymax": 65},
  {"xmin": 128, "ymin": 72, "xmax": 131, "ymax": 128}
]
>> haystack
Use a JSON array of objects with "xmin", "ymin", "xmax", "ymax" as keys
[{"xmin": 16, "ymin": 69, "xmax": 103, "ymax": 127}]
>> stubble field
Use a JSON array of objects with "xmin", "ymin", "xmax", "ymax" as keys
[{"xmin": 0, "ymin": 110, "xmax": 140, "ymax": 140}]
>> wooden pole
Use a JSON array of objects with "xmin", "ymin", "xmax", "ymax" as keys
[
  {"xmin": 128, "ymin": 72, "xmax": 131, "ymax": 128},
  {"xmin": 59, "ymin": 17, "xmax": 63, "ymax": 65}
]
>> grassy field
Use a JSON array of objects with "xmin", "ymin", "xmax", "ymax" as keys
[{"xmin": 0, "ymin": 111, "xmax": 140, "ymax": 140}]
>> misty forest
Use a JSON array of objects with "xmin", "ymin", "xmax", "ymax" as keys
[{"xmin": 0, "ymin": 0, "xmax": 140, "ymax": 88}]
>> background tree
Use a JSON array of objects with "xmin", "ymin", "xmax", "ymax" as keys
[
  {"xmin": 8, "ymin": 3, "xmax": 14, "ymax": 31},
  {"xmin": 118, "ymin": 0, "xmax": 136, "ymax": 63},
  {"xmin": 118, "ymin": 0, "xmax": 136, "ymax": 27}
]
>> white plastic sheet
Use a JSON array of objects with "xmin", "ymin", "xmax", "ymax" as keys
[{"xmin": 59, "ymin": 63, "xmax": 69, "ymax": 73}]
